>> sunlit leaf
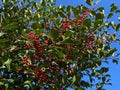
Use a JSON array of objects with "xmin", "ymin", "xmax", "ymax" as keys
[
  {"xmin": 85, "ymin": 0, "xmax": 93, "ymax": 5},
  {"xmin": 72, "ymin": 75, "xmax": 76, "ymax": 84}
]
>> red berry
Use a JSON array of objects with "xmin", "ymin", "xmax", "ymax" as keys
[
  {"xmin": 29, "ymin": 64, "xmax": 35, "ymax": 70},
  {"xmin": 51, "ymin": 80, "xmax": 55, "ymax": 83},
  {"xmin": 45, "ymin": 39, "xmax": 49, "ymax": 44},
  {"xmin": 80, "ymin": 15, "xmax": 83, "ymax": 19},
  {"xmin": 60, "ymin": 88, "xmax": 65, "ymax": 90},
  {"xmin": 39, "ymin": 33, "xmax": 43, "ymax": 37},
  {"xmin": 51, "ymin": 45, "xmax": 55, "ymax": 49},
  {"xmin": 36, "ymin": 71, "xmax": 41, "ymax": 77},
  {"xmin": 67, "ymin": 45, "xmax": 72, "ymax": 51},
  {"xmin": 78, "ymin": 19, "xmax": 84, "ymax": 23},
  {"xmin": 18, "ymin": 67, "xmax": 24, "ymax": 73},
  {"xmin": 63, "ymin": 19, "xmax": 67, "ymax": 23},
  {"xmin": 28, "ymin": 31, "xmax": 36, "ymax": 39},
  {"xmin": 26, "ymin": 42, "xmax": 31, "ymax": 49},
  {"xmin": 22, "ymin": 57, "xmax": 28, "ymax": 63}
]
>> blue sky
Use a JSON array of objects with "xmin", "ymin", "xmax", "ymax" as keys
[{"xmin": 56, "ymin": 0, "xmax": 120, "ymax": 90}]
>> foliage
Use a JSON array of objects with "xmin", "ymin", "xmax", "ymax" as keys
[{"xmin": 0, "ymin": 0, "xmax": 120, "ymax": 90}]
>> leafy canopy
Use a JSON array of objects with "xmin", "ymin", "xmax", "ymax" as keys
[{"xmin": 0, "ymin": 0, "xmax": 120, "ymax": 90}]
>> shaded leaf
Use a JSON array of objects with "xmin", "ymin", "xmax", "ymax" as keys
[
  {"xmin": 101, "ymin": 67, "xmax": 109, "ymax": 73},
  {"xmin": 0, "ymin": 39, "xmax": 9, "ymax": 43},
  {"xmin": 84, "ymin": 19, "xmax": 91, "ymax": 27},
  {"xmin": 116, "ymin": 23, "xmax": 120, "ymax": 31},
  {"xmin": 85, "ymin": 0, "xmax": 93, "ymax": 5},
  {"xmin": 107, "ymin": 13, "xmax": 113, "ymax": 19},
  {"xmin": 50, "ymin": 29, "xmax": 59, "ymax": 41},
  {"xmin": 62, "ymin": 38, "xmax": 73, "ymax": 44},
  {"xmin": 57, "ymin": 51, "xmax": 65, "ymax": 58},
  {"xmin": 65, "ymin": 30, "xmax": 74, "ymax": 37},
  {"xmin": 110, "ymin": 3, "xmax": 118, "ymax": 12},
  {"xmin": 112, "ymin": 59, "xmax": 118, "ymax": 64},
  {"xmin": 3, "ymin": 22, "xmax": 18, "ymax": 30}
]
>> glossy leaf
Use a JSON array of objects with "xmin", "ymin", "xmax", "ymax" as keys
[
  {"xmin": 112, "ymin": 59, "xmax": 118, "ymax": 64},
  {"xmin": 3, "ymin": 22, "xmax": 18, "ymax": 30},
  {"xmin": 72, "ymin": 75, "xmax": 76, "ymax": 84},
  {"xmin": 65, "ymin": 30, "xmax": 74, "ymax": 37},
  {"xmin": 50, "ymin": 29, "xmax": 59, "ymax": 41},
  {"xmin": 110, "ymin": 3, "xmax": 118, "ymax": 12},
  {"xmin": 107, "ymin": 13, "xmax": 113, "ymax": 19},
  {"xmin": 85, "ymin": 0, "xmax": 93, "ymax": 5}
]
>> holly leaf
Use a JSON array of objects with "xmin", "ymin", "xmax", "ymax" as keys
[
  {"xmin": 3, "ymin": 59, "xmax": 12, "ymax": 71},
  {"xmin": 85, "ymin": 0, "xmax": 93, "ymax": 5},
  {"xmin": 72, "ymin": 75, "xmax": 76, "ymax": 84},
  {"xmin": 3, "ymin": 22, "xmax": 19, "ymax": 30}
]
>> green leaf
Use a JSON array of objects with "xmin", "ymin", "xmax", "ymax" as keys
[
  {"xmin": 110, "ymin": 3, "xmax": 118, "ymax": 12},
  {"xmin": 3, "ymin": 59, "xmax": 12, "ymax": 71},
  {"xmin": 108, "ymin": 48, "xmax": 117, "ymax": 56},
  {"xmin": 47, "ymin": 0, "xmax": 55, "ymax": 3},
  {"xmin": 75, "ymin": 87, "xmax": 84, "ymax": 90},
  {"xmin": 95, "ymin": 13, "xmax": 104, "ymax": 20},
  {"xmin": 97, "ymin": 7, "xmax": 104, "ymax": 11},
  {"xmin": 89, "ymin": 10, "xmax": 96, "ymax": 17},
  {"xmin": 0, "ymin": 82, "xmax": 4, "ymax": 85},
  {"xmin": 0, "ymin": 32, "xmax": 6, "ymax": 37},
  {"xmin": 2, "ymin": 0, "xmax": 6, "ymax": 3},
  {"xmin": 0, "ymin": 39, "xmax": 9, "ymax": 43},
  {"xmin": 84, "ymin": 19, "xmax": 91, "ymax": 27},
  {"xmin": 31, "ymin": 23, "xmax": 41, "ymax": 29},
  {"xmin": 94, "ymin": 19, "xmax": 103, "ymax": 29},
  {"xmin": 24, "ymin": 80, "xmax": 31, "ymax": 85},
  {"xmin": 65, "ymin": 30, "xmax": 74, "ymax": 37},
  {"xmin": 62, "ymin": 77, "xmax": 65, "ymax": 84},
  {"xmin": 85, "ymin": 0, "xmax": 93, "ymax": 5},
  {"xmin": 35, "ymin": 29, "xmax": 44, "ymax": 35},
  {"xmin": 3, "ymin": 22, "xmax": 19, "ymax": 30},
  {"xmin": 24, "ymin": 85, "xmax": 30, "ymax": 88},
  {"xmin": 111, "ymin": 33, "xmax": 116, "ymax": 41},
  {"xmin": 102, "ymin": 77, "xmax": 106, "ymax": 83},
  {"xmin": 112, "ymin": 59, "xmax": 118, "ymax": 64},
  {"xmin": 116, "ymin": 10, "xmax": 120, "ymax": 13},
  {"xmin": 110, "ymin": 21, "xmax": 116, "ymax": 29},
  {"xmin": 72, "ymin": 75, "xmax": 76, "ymax": 84},
  {"xmin": 5, "ymin": 83, "xmax": 8, "ymax": 90},
  {"xmin": 24, "ymin": 80, "xmax": 33, "ymax": 90},
  {"xmin": 99, "ymin": 50, "xmax": 104, "ymax": 58},
  {"xmin": 101, "ymin": 67, "xmax": 109, "ymax": 73},
  {"xmin": 59, "ymin": 11, "xmax": 66, "ymax": 17},
  {"xmin": 118, "ymin": 17, "xmax": 120, "ymax": 21},
  {"xmin": 40, "ymin": 0, "xmax": 46, "ymax": 6},
  {"xmin": 107, "ymin": 13, "xmax": 113, "ymax": 19},
  {"xmin": 66, "ymin": 6, "xmax": 73, "ymax": 18},
  {"xmin": 62, "ymin": 38, "xmax": 73, "ymax": 44},
  {"xmin": 116, "ymin": 24, "xmax": 120, "ymax": 31},
  {"xmin": 50, "ymin": 29, "xmax": 59, "ymax": 41},
  {"xmin": 8, "ymin": 79, "xmax": 14, "ymax": 84},
  {"xmin": 80, "ymin": 80, "xmax": 90, "ymax": 88},
  {"xmin": 57, "ymin": 51, "xmax": 65, "ymax": 58}
]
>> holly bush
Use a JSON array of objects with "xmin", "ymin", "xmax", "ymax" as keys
[{"xmin": 0, "ymin": 0, "xmax": 120, "ymax": 90}]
